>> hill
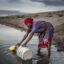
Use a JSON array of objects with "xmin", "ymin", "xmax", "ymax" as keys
[{"xmin": 0, "ymin": 10, "xmax": 64, "ymax": 48}]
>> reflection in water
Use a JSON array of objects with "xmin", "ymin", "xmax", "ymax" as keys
[
  {"xmin": 16, "ymin": 57, "xmax": 32, "ymax": 64},
  {"xmin": 0, "ymin": 24, "xmax": 49, "ymax": 64},
  {"xmin": 37, "ymin": 55, "xmax": 49, "ymax": 64}
]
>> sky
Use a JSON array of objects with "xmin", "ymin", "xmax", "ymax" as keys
[{"xmin": 0, "ymin": 0, "xmax": 64, "ymax": 13}]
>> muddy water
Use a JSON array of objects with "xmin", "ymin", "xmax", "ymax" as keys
[{"xmin": 0, "ymin": 24, "xmax": 64, "ymax": 64}]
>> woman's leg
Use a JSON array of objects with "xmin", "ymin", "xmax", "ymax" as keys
[
  {"xmin": 47, "ymin": 43, "xmax": 51, "ymax": 58},
  {"xmin": 37, "ymin": 33, "xmax": 44, "ymax": 55},
  {"xmin": 44, "ymin": 30, "xmax": 53, "ymax": 58},
  {"xmin": 43, "ymin": 38, "xmax": 51, "ymax": 58},
  {"xmin": 37, "ymin": 47, "xmax": 41, "ymax": 54}
]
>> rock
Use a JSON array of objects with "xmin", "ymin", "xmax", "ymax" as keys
[{"xmin": 57, "ymin": 46, "xmax": 64, "ymax": 52}]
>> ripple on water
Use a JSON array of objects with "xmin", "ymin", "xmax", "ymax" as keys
[{"xmin": 1, "ymin": 24, "xmax": 64, "ymax": 64}]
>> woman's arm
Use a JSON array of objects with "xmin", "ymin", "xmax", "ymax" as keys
[
  {"xmin": 16, "ymin": 32, "xmax": 29, "ymax": 46},
  {"xmin": 22, "ymin": 31, "xmax": 34, "ymax": 46}
]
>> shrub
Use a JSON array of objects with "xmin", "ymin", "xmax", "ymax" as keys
[
  {"xmin": 34, "ymin": 15, "xmax": 39, "ymax": 18},
  {"xmin": 58, "ymin": 14, "xmax": 63, "ymax": 17},
  {"xmin": 21, "ymin": 15, "xmax": 25, "ymax": 18},
  {"xmin": 17, "ymin": 15, "xmax": 25, "ymax": 18},
  {"xmin": 47, "ymin": 13, "xmax": 52, "ymax": 17}
]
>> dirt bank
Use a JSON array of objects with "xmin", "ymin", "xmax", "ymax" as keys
[{"xmin": 0, "ymin": 10, "xmax": 64, "ymax": 50}]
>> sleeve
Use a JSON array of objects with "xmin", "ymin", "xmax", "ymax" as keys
[
  {"xmin": 31, "ymin": 28, "xmax": 36, "ymax": 32},
  {"xmin": 31, "ymin": 22, "xmax": 40, "ymax": 32}
]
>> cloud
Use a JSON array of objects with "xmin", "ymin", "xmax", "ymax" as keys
[
  {"xmin": 0, "ymin": 0, "xmax": 64, "ymax": 13},
  {"xmin": 7, "ymin": 0, "xmax": 21, "ymax": 3},
  {"xmin": 31, "ymin": 0, "xmax": 64, "ymax": 6}
]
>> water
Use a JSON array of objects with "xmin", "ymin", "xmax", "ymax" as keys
[{"xmin": 0, "ymin": 24, "xmax": 64, "ymax": 64}]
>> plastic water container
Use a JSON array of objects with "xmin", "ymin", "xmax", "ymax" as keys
[{"xmin": 16, "ymin": 46, "xmax": 33, "ymax": 60}]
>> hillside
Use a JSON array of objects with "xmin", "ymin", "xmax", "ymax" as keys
[
  {"xmin": 0, "ymin": 10, "xmax": 30, "ymax": 16},
  {"xmin": 0, "ymin": 10, "xmax": 64, "ymax": 48},
  {"xmin": 0, "ymin": 10, "xmax": 64, "ymax": 29}
]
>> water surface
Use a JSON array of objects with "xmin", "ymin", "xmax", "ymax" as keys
[{"xmin": 0, "ymin": 24, "xmax": 64, "ymax": 64}]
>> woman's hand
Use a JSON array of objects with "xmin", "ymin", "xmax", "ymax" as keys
[
  {"xmin": 16, "ymin": 43, "xmax": 21, "ymax": 46},
  {"xmin": 22, "ymin": 31, "xmax": 34, "ymax": 47}
]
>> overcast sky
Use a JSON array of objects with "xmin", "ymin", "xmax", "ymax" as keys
[{"xmin": 0, "ymin": 0, "xmax": 64, "ymax": 13}]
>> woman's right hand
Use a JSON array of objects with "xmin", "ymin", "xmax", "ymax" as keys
[{"xmin": 16, "ymin": 43, "xmax": 21, "ymax": 46}]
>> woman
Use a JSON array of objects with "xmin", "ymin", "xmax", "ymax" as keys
[{"xmin": 16, "ymin": 17, "xmax": 54, "ymax": 57}]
